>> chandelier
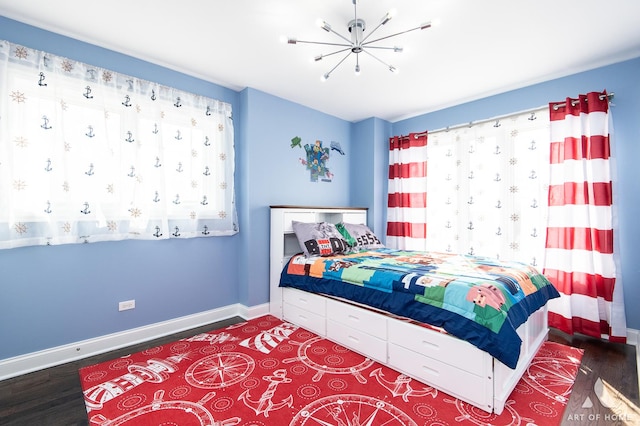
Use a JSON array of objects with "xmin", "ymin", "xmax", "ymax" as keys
[{"xmin": 287, "ymin": 0, "xmax": 433, "ymax": 81}]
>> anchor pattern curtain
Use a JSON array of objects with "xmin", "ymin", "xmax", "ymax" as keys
[
  {"xmin": 0, "ymin": 40, "xmax": 238, "ymax": 249},
  {"xmin": 387, "ymin": 110, "xmax": 551, "ymax": 266},
  {"xmin": 544, "ymin": 91, "xmax": 626, "ymax": 342},
  {"xmin": 386, "ymin": 132, "xmax": 428, "ymax": 250}
]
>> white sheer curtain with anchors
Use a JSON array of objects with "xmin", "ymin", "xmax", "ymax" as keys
[
  {"xmin": 0, "ymin": 40, "xmax": 238, "ymax": 249},
  {"xmin": 417, "ymin": 109, "xmax": 550, "ymax": 266}
]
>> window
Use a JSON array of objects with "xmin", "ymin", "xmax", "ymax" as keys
[{"xmin": 0, "ymin": 40, "xmax": 237, "ymax": 249}]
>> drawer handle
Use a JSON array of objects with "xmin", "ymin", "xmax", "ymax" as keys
[
  {"xmin": 421, "ymin": 365, "xmax": 439, "ymax": 376},
  {"xmin": 299, "ymin": 314, "xmax": 307, "ymax": 320},
  {"xmin": 422, "ymin": 340, "xmax": 440, "ymax": 349},
  {"xmin": 298, "ymin": 298, "xmax": 308, "ymax": 303},
  {"xmin": 348, "ymin": 335, "xmax": 360, "ymax": 343},
  {"xmin": 347, "ymin": 314, "xmax": 360, "ymax": 321}
]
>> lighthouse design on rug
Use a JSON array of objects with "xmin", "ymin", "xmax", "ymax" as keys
[
  {"xmin": 83, "ymin": 355, "xmax": 185, "ymax": 411},
  {"xmin": 83, "ymin": 331, "xmax": 238, "ymax": 411}
]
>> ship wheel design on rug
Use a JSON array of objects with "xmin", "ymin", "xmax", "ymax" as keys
[
  {"xmin": 443, "ymin": 398, "xmax": 534, "ymax": 426},
  {"xmin": 87, "ymin": 389, "xmax": 241, "ymax": 426},
  {"xmin": 290, "ymin": 394, "xmax": 418, "ymax": 426},
  {"xmin": 283, "ymin": 336, "xmax": 375, "ymax": 382},
  {"xmin": 185, "ymin": 352, "xmax": 255, "ymax": 389},
  {"xmin": 521, "ymin": 355, "xmax": 580, "ymax": 404}
]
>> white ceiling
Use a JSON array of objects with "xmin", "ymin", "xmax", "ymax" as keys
[{"xmin": 2, "ymin": 0, "xmax": 640, "ymax": 122}]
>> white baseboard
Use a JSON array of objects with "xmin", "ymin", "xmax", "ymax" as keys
[
  {"xmin": 238, "ymin": 302, "xmax": 270, "ymax": 319},
  {"xmin": 0, "ymin": 303, "xmax": 253, "ymax": 381}
]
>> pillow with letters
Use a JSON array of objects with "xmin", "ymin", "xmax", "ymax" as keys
[
  {"xmin": 336, "ymin": 222, "xmax": 385, "ymax": 252},
  {"xmin": 292, "ymin": 221, "xmax": 350, "ymax": 257}
]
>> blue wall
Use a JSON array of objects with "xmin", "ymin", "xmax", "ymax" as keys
[
  {"xmin": 390, "ymin": 58, "xmax": 640, "ymax": 331},
  {"xmin": 1, "ymin": 15, "xmax": 639, "ymax": 363},
  {"xmin": 238, "ymin": 88, "xmax": 353, "ymax": 307}
]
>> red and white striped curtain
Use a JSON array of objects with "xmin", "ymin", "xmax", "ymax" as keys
[
  {"xmin": 544, "ymin": 91, "xmax": 627, "ymax": 343},
  {"xmin": 386, "ymin": 132, "xmax": 428, "ymax": 250}
]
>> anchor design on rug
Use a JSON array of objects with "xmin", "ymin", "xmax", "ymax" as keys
[
  {"xmin": 369, "ymin": 368, "xmax": 437, "ymax": 402},
  {"xmin": 238, "ymin": 369, "xmax": 293, "ymax": 417}
]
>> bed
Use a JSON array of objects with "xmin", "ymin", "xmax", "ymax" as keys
[{"xmin": 269, "ymin": 206, "xmax": 559, "ymax": 414}]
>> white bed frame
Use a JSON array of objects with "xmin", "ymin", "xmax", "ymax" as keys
[{"xmin": 269, "ymin": 206, "xmax": 549, "ymax": 414}]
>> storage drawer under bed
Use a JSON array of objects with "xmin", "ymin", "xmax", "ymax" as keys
[
  {"xmin": 388, "ymin": 343, "xmax": 494, "ymax": 411},
  {"xmin": 388, "ymin": 318, "xmax": 492, "ymax": 377},
  {"xmin": 327, "ymin": 319, "xmax": 387, "ymax": 363},
  {"xmin": 326, "ymin": 298, "xmax": 387, "ymax": 340}
]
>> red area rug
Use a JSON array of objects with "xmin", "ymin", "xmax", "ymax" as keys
[{"xmin": 79, "ymin": 315, "xmax": 583, "ymax": 425}]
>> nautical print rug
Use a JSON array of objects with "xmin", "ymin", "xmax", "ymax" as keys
[{"xmin": 79, "ymin": 315, "xmax": 583, "ymax": 425}]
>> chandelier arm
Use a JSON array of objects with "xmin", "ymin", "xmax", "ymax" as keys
[
  {"xmin": 325, "ymin": 26, "xmax": 354, "ymax": 45},
  {"xmin": 361, "ymin": 49, "xmax": 395, "ymax": 72},
  {"xmin": 360, "ymin": 20, "xmax": 386, "ymax": 44},
  {"xmin": 325, "ymin": 51, "xmax": 353, "ymax": 77},
  {"xmin": 363, "ymin": 46, "xmax": 401, "ymax": 51},
  {"xmin": 317, "ymin": 47, "xmax": 353, "ymax": 60},
  {"xmin": 294, "ymin": 40, "xmax": 351, "ymax": 48},
  {"xmin": 362, "ymin": 24, "xmax": 430, "ymax": 46}
]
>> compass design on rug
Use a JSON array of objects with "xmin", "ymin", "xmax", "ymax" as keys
[
  {"xmin": 283, "ymin": 336, "xmax": 374, "ymax": 382},
  {"xmin": 88, "ymin": 389, "xmax": 241, "ymax": 426},
  {"xmin": 289, "ymin": 394, "xmax": 417, "ymax": 426},
  {"xmin": 185, "ymin": 352, "xmax": 255, "ymax": 389}
]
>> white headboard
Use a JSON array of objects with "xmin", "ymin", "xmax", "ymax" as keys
[{"xmin": 269, "ymin": 206, "xmax": 368, "ymax": 317}]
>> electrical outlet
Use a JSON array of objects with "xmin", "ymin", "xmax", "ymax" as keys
[{"xmin": 118, "ymin": 300, "xmax": 135, "ymax": 311}]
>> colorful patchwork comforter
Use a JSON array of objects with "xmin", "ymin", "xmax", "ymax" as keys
[{"xmin": 280, "ymin": 248, "xmax": 560, "ymax": 368}]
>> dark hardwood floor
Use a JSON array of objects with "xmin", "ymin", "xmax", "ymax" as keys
[
  {"xmin": 0, "ymin": 320, "xmax": 637, "ymax": 425},
  {"xmin": 548, "ymin": 330, "xmax": 639, "ymax": 425},
  {"xmin": 0, "ymin": 316, "xmax": 244, "ymax": 426}
]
